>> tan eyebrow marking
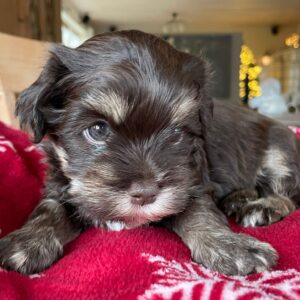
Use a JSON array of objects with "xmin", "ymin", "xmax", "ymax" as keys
[{"xmin": 84, "ymin": 91, "xmax": 129, "ymax": 124}]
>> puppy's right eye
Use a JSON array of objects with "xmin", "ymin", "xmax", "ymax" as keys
[{"xmin": 83, "ymin": 120, "xmax": 110, "ymax": 145}]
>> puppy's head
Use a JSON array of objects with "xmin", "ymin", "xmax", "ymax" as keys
[{"xmin": 16, "ymin": 30, "xmax": 213, "ymax": 227}]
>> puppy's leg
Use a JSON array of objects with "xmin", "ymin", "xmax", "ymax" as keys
[
  {"xmin": 0, "ymin": 199, "xmax": 79, "ymax": 274},
  {"xmin": 169, "ymin": 194, "xmax": 277, "ymax": 276},
  {"xmin": 221, "ymin": 191, "xmax": 296, "ymax": 227}
]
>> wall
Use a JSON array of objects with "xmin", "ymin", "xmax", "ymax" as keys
[
  {"xmin": 95, "ymin": 22, "xmax": 299, "ymax": 63},
  {"xmin": 0, "ymin": 1, "xmax": 19, "ymax": 36},
  {"xmin": 0, "ymin": 0, "xmax": 61, "ymax": 42}
]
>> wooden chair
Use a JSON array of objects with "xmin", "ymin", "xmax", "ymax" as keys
[{"xmin": 0, "ymin": 33, "xmax": 48, "ymax": 127}]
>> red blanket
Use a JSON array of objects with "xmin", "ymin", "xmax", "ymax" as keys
[{"xmin": 1, "ymin": 121, "xmax": 300, "ymax": 300}]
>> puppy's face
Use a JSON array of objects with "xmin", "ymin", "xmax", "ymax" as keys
[
  {"xmin": 56, "ymin": 85, "xmax": 201, "ymax": 228},
  {"xmin": 16, "ymin": 30, "xmax": 212, "ymax": 228}
]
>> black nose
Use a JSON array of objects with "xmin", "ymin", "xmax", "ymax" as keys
[{"xmin": 129, "ymin": 181, "xmax": 159, "ymax": 206}]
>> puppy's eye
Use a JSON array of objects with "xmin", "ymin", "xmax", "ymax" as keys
[
  {"xmin": 171, "ymin": 127, "xmax": 184, "ymax": 144},
  {"xmin": 83, "ymin": 121, "xmax": 110, "ymax": 145}
]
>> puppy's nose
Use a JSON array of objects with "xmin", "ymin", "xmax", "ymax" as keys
[{"xmin": 129, "ymin": 182, "xmax": 158, "ymax": 206}]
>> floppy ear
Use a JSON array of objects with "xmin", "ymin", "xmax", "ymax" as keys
[
  {"xmin": 183, "ymin": 55, "xmax": 214, "ymax": 139},
  {"xmin": 197, "ymin": 84, "xmax": 213, "ymax": 140},
  {"xmin": 15, "ymin": 45, "xmax": 77, "ymax": 143},
  {"xmin": 182, "ymin": 55, "xmax": 213, "ymax": 185}
]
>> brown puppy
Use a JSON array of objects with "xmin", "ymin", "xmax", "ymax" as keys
[{"xmin": 1, "ymin": 30, "xmax": 299, "ymax": 275}]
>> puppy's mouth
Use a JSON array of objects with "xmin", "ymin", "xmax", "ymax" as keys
[
  {"xmin": 122, "ymin": 206, "xmax": 166, "ymax": 227},
  {"xmin": 100, "ymin": 188, "xmax": 186, "ymax": 231},
  {"xmin": 99, "ymin": 207, "xmax": 164, "ymax": 231}
]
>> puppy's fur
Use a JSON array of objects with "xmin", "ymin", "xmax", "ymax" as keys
[{"xmin": 0, "ymin": 30, "xmax": 299, "ymax": 275}]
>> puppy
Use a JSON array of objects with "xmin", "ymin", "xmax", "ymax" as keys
[{"xmin": 0, "ymin": 30, "xmax": 299, "ymax": 276}]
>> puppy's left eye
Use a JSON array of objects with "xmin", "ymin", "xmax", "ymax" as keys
[
  {"xmin": 83, "ymin": 120, "xmax": 110, "ymax": 145},
  {"xmin": 171, "ymin": 127, "xmax": 184, "ymax": 144},
  {"xmin": 173, "ymin": 128, "xmax": 182, "ymax": 134}
]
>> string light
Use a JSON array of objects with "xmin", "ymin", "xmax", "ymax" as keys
[
  {"xmin": 285, "ymin": 33, "xmax": 299, "ymax": 49},
  {"xmin": 239, "ymin": 45, "xmax": 262, "ymax": 104}
]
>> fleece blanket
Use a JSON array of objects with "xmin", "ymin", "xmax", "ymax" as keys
[{"xmin": 1, "ymin": 122, "xmax": 300, "ymax": 300}]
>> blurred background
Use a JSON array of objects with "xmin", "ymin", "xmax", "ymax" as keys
[{"xmin": 0, "ymin": 0, "xmax": 299, "ymax": 126}]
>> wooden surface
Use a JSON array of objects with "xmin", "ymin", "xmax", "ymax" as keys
[
  {"xmin": 0, "ymin": 32, "xmax": 48, "ymax": 126},
  {"xmin": 0, "ymin": 32, "xmax": 48, "ymax": 92}
]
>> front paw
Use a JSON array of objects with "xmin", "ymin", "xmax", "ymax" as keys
[
  {"xmin": 0, "ymin": 227, "xmax": 63, "ymax": 274},
  {"xmin": 191, "ymin": 232, "xmax": 277, "ymax": 276}
]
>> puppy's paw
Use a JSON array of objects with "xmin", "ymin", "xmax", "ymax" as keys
[
  {"xmin": 220, "ymin": 192, "xmax": 295, "ymax": 227},
  {"xmin": 191, "ymin": 232, "xmax": 277, "ymax": 276},
  {"xmin": 0, "ymin": 227, "xmax": 63, "ymax": 274},
  {"xmin": 219, "ymin": 189, "xmax": 259, "ymax": 217},
  {"xmin": 238, "ymin": 195, "xmax": 296, "ymax": 227}
]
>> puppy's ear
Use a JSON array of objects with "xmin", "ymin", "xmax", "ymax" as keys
[
  {"xmin": 16, "ymin": 45, "xmax": 76, "ymax": 143},
  {"xmin": 197, "ymin": 84, "xmax": 213, "ymax": 139},
  {"xmin": 183, "ymin": 55, "xmax": 213, "ymax": 139}
]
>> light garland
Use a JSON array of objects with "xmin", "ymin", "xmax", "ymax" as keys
[
  {"xmin": 239, "ymin": 45, "xmax": 262, "ymax": 103},
  {"xmin": 285, "ymin": 33, "xmax": 299, "ymax": 49}
]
